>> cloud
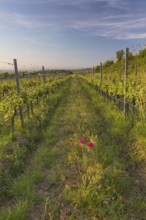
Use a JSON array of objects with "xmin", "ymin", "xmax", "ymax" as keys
[
  {"xmin": 0, "ymin": 12, "xmax": 48, "ymax": 29},
  {"xmin": 20, "ymin": 36, "xmax": 63, "ymax": 48},
  {"xmin": 0, "ymin": 0, "xmax": 127, "ymax": 8},
  {"xmin": 13, "ymin": 13, "xmax": 38, "ymax": 28},
  {"xmin": 0, "ymin": 0, "xmax": 146, "ymax": 40},
  {"xmin": 117, "ymin": 33, "xmax": 146, "ymax": 40},
  {"xmin": 0, "ymin": 12, "xmax": 36, "ymax": 28},
  {"xmin": 62, "ymin": 11, "xmax": 146, "ymax": 40}
]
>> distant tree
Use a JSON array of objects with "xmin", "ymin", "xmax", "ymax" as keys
[
  {"xmin": 139, "ymin": 49, "xmax": 146, "ymax": 58},
  {"xmin": 104, "ymin": 60, "xmax": 114, "ymax": 67},
  {"xmin": 128, "ymin": 51, "xmax": 134, "ymax": 60},
  {"xmin": 4, "ymin": 72, "xmax": 9, "ymax": 78},
  {"xmin": 116, "ymin": 49, "xmax": 124, "ymax": 61},
  {"xmin": 95, "ymin": 65, "xmax": 100, "ymax": 72}
]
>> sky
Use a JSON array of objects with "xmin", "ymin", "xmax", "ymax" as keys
[{"xmin": 0, "ymin": 0, "xmax": 146, "ymax": 70}]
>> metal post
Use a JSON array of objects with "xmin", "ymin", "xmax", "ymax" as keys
[
  {"xmin": 42, "ymin": 66, "xmax": 46, "ymax": 83},
  {"xmin": 124, "ymin": 48, "xmax": 129, "ymax": 116}
]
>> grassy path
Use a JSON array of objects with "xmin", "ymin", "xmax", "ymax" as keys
[
  {"xmin": 1, "ymin": 77, "xmax": 146, "ymax": 220},
  {"xmin": 29, "ymin": 77, "xmax": 99, "ymax": 219},
  {"xmin": 29, "ymin": 77, "xmax": 145, "ymax": 220}
]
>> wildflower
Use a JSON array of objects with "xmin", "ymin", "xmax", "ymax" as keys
[
  {"xmin": 80, "ymin": 139, "xmax": 85, "ymax": 144},
  {"xmin": 88, "ymin": 141, "xmax": 94, "ymax": 148},
  {"xmin": 64, "ymin": 215, "xmax": 67, "ymax": 220}
]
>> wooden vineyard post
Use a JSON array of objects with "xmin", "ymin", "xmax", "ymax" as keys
[
  {"xmin": 135, "ymin": 64, "xmax": 138, "ymax": 76},
  {"xmin": 120, "ymin": 68, "xmax": 122, "ymax": 81},
  {"xmin": 124, "ymin": 48, "xmax": 129, "ymax": 116},
  {"xmin": 42, "ymin": 65, "xmax": 47, "ymax": 102},
  {"xmin": 92, "ymin": 67, "xmax": 94, "ymax": 83},
  {"xmin": 30, "ymin": 101, "xmax": 33, "ymax": 114},
  {"xmin": 100, "ymin": 62, "xmax": 102, "ymax": 85},
  {"xmin": 11, "ymin": 112, "xmax": 15, "ymax": 136},
  {"xmin": 14, "ymin": 59, "xmax": 24, "ymax": 127},
  {"xmin": 100, "ymin": 62, "xmax": 103, "ymax": 96},
  {"xmin": 14, "ymin": 59, "xmax": 20, "ymax": 95},
  {"xmin": 27, "ymin": 103, "xmax": 30, "ymax": 119}
]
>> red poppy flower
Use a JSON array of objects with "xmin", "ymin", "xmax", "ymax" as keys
[
  {"xmin": 80, "ymin": 139, "xmax": 85, "ymax": 144},
  {"xmin": 88, "ymin": 141, "xmax": 94, "ymax": 148}
]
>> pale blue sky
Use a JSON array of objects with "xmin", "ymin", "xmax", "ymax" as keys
[{"xmin": 0, "ymin": 0, "xmax": 146, "ymax": 70}]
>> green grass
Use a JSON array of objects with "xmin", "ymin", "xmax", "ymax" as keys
[
  {"xmin": 39, "ymin": 78, "xmax": 129, "ymax": 219},
  {"xmin": 0, "ymin": 79, "xmax": 71, "ymax": 219},
  {"xmin": 61, "ymin": 78, "xmax": 145, "ymax": 219},
  {"xmin": 0, "ymin": 76, "xmax": 146, "ymax": 220}
]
